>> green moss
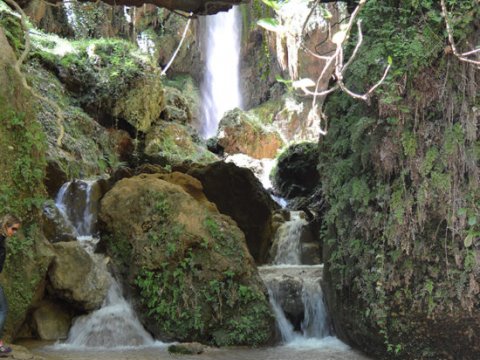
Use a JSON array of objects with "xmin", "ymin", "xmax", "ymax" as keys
[
  {"xmin": 0, "ymin": 5, "xmax": 24, "ymax": 55},
  {"xmin": 320, "ymin": 1, "xmax": 480, "ymax": 357}
]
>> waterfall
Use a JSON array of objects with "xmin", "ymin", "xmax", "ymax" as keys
[
  {"xmin": 273, "ymin": 211, "xmax": 308, "ymax": 265},
  {"xmin": 54, "ymin": 180, "xmax": 158, "ymax": 349},
  {"xmin": 199, "ymin": 7, "xmax": 243, "ymax": 139}
]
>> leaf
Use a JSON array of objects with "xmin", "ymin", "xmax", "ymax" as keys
[
  {"xmin": 388, "ymin": 56, "xmax": 393, "ymax": 65},
  {"xmin": 332, "ymin": 30, "xmax": 347, "ymax": 45},
  {"xmin": 275, "ymin": 74, "xmax": 292, "ymax": 84},
  {"xmin": 468, "ymin": 216, "xmax": 477, "ymax": 226},
  {"xmin": 320, "ymin": 7, "xmax": 333, "ymax": 19},
  {"xmin": 261, "ymin": 0, "xmax": 282, "ymax": 11},
  {"xmin": 257, "ymin": 18, "xmax": 283, "ymax": 33},
  {"xmin": 457, "ymin": 208, "xmax": 467, "ymax": 216},
  {"xmin": 292, "ymin": 78, "xmax": 316, "ymax": 89},
  {"xmin": 464, "ymin": 234, "xmax": 474, "ymax": 248}
]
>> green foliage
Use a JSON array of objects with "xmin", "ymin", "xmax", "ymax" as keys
[
  {"xmin": 319, "ymin": 0, "xmax": 479, "ymax": 357},
  {"xmin": 0, "ymin": 5, "xmax": 24, "ymax": 55},
  {"xmin": 0, "ymin": 99, "xmax": 47, "ymax": 222}
]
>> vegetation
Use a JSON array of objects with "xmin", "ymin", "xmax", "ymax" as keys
[{"xmin": 317, "ymin": 0, "xmax": 479, "ymax": 358}]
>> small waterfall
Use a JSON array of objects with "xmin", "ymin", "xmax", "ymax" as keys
[
  {"xmin": 65, "ymin": 282, "xmax": 155, "ymax": 348},
  {"xmin": 273, "ymin": 212, "xmax": 308, "ymax": 265},
  {"xmin": 260, "ymin": 265, "xmax": 331, "ymax": 345},
  {"xmin": 54, "ymin": 179, "xmax": 157, "ymax": 349},
  {"xmin": 199, "ymin": 7, "xmax": 243, "ymax": 138}
]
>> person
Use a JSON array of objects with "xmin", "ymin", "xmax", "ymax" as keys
[{"xmin": 0, "ymin": 215, "xmax": 21, "ymax": 355}]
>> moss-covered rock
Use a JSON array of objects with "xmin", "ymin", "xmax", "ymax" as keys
[
  {"xmin": 33, "ymin": 37, "xmax": 164, "ymax": 132},
  {"xmin": 99, "ymin": 173, "xmax": 274, "ymax": 345},
  {"xmin": 0, "ymin": 24, "xmax": 55, "ymax": 341},
  {"xmin": 318, "ymin": 1, "xmax": 480, "ymax": 358},
  {"xmin": 144, "ymin": 121, "xmax": 218, "ymax": 166},
  {"xmin": 188, "ymin": 161, "xmax": 278, "ymax": 264}
]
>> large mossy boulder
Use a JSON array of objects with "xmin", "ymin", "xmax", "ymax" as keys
[
  {"xmin": 99, "ymin": 173, "xmax": 274, "ymax": 345},
  {"xmin": 272, "ymin": 142, "xmax": 320, "ymax": 199},
  {"xmin": 34, "ymin": 38, "xmax": 164, "ymax": 132},
  {"xmin": 144, "ymin": 122, "xmax": 218, "ymax": 166},
  {"xmin": 216, "ymin": 109, "xmax": 284, "ymax": 159},
  {"xmin": 187, "ymin": 161, "xmax": 278, "ymax": 264}
]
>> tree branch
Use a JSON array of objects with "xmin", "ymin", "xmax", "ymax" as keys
[{"xmin": 440, "ymin": 0, "xmax": 480, "ymax": 67}]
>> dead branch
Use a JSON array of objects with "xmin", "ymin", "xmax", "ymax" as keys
[
  {"xmin": 160, "ymin": 12, "xmax": 193, "ymax": 76},
  {"xmin": 440, "ymin": 0, "xmax": 480, "ymax": 67}
]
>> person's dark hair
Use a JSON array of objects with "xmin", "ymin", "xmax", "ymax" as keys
[{"xmin": 1, "ymin": 214, "xmax": 21, "ymax": 233}]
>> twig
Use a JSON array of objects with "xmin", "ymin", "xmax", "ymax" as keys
[
  {"xmin": 161, "ymin": 12, "xmax": 193, "ymax": 76},
  {"xmin": 440, "ymin": 0, "xmax": 480, "ymax": 67}
]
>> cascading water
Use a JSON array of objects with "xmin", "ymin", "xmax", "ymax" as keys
[
  {"xmin": 199, "ymin": 7, "xmax": 243, "ymax": 138},
  {"xmin": 54, "ymin": 180, "xmax": 158, "ymax": 349},
  {"xmin": 259, "ymin": 209, "xmax": 341, "ymax": 348}
]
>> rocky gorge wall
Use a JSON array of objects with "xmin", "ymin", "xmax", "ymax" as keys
[{"xmin": 316, "ymin": 1, "xmax": 479, "ymax": 358}]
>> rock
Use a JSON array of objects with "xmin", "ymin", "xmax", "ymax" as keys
[
  {"xmin": 41, "ymin": 201, "xmax": 77, "ymax": 243},
  {"xmin": 8, "ymin": 344, "xmax": 45, "ymax": 360},
  {"xmin": 144, "ymin": 122, "xmax": 217, "ymax": 166},
  {"xmin": 162, "ymin": 86, "xmax": 193, "ymax": 125},
  {"xmin": 272, "ymin": 142, "xmax": 320, "ymax": 199},
  {"xmin": 217, "ymin": 109, "xmax": 284, "ymax": 159},
  {"xmin": 48, "ymin": 242, "xmax": 110, "ymax": 311},
  {"xmin": 100, "ymin": 173, "xmax": 274, "ymax": 345},
  {"xmin": 188, "ymin": 161, "xmax": 278, "ymax": 264},
  {"xmin": 168, "ymin": 342, "xmax": 205, "ymax": 355},
  {"xmin": 44, "ymin": 161, "xmax": 68, "ymax": 199},
  {"xmin": 32, "ymin": 301, "xmax": 72, "ymax": 340}
]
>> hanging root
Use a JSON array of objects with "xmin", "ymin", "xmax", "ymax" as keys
[{"xmin": 4, "ymin": 0, "xmax": 65, "ymax": 146}]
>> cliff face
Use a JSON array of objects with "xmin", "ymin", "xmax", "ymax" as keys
[{"xmin": 317, "ymin": 1, "xmax": 480, "ymax": 358}]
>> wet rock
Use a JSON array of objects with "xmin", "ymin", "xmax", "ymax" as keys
[
  {"xmin": 168, "ymin": 342, "xmax": 205, "ymax": 355},
  {"xmin": 48, "ymin": 242, "xmax": 110, "ymax": 311},
  {"xmin": 217, "ymin": 109, "xmax": 284, "ymax": 159},
  {"xmin": 188, "ymin": 161, "xmax": 278, "ymax": 264},
  {"xmin": 32, "ymin": 301, "xmax": 72, "ymax": 340},
  {"xmin": 44, "ymin": 161, "xmax": 68, "ymax": 199},
  {"xmin": 8, "ymin": 344, "xmax": 45, "ymax": 360},
  {"xmin": 100, "ymin": 173, "xmax": 274, "ymax": 345},
  {"xmin": 42, "ymin": 201, "xmax": 77, "ymax": 243}
]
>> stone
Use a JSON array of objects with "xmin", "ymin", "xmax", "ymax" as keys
[
  {"xmin": 41, "ymin": 201, "xmax": 77, "ymax": 243},
  {"xmin": 188, "ymin": 161, "xmax": 278, "ymax": 264},
  {"xmin": 217, "ymin": 109, "xmax": 284, "ymax": 159},
  {"xmin": 32, "ymin": 301, "xmax": 72, "ymax": 340},
  {"xmin": 272, "ymin": 142, "xmax": 320, "ymax": 199},
  {"xmin": 168, "ymin": 342, "xmax": 205, "ymax": 355},
  {"xmin": 48, "ymin": 242, "xmax": 110, "ymax": 311},
  {"xmin": 99, "ymin": 174, "xmax": 274, "ymax": 345},
  {"xmin": 144, "ymin": 122, "xmax": 217, "ymax": 166}
]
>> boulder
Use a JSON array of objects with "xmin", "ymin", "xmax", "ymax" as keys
[
  {"xmin": 272, "ymin": 142, "xmax": 320, "ymax": 199},
  {"xmin": 168, "ymin": 342, "xmax": 205, "ymax": 355},
  {"xmin": 144, "ymin": 122, "xmax": 217, "ymax": 166},
  {"xmin": 48, "ymin": 242, "xmax": 110, "ymax": 311},
  {"xmin": 99, "ymin": 173, "xmax": 274, "ymax": 345},
  {"xmin": 42, "ymin": 201, "xmax": 77, "ymax": 243},
  {"xmin": 216, "ymin": 109, "xmax": 284, "ymax": 159},
  {"xmin": 32, "ymin": 301, "xmax": 72, "ymax": 340},
  {"xmin": 188, "ymin": 161, "xmax": 278, "ymax": 264}
]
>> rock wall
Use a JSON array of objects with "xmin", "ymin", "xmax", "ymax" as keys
[{"xmin": 318, "ymin": 1, "xmax": 480, "ymax": 358}]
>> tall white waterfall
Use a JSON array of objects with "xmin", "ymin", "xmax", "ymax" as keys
[
  {"xmin": 200, "ymin": 7, "xmax": 243, "ymax": 138},
  {"xmin": 54, "ymin": 180, "xmax": 157, "ymax": 349}
]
